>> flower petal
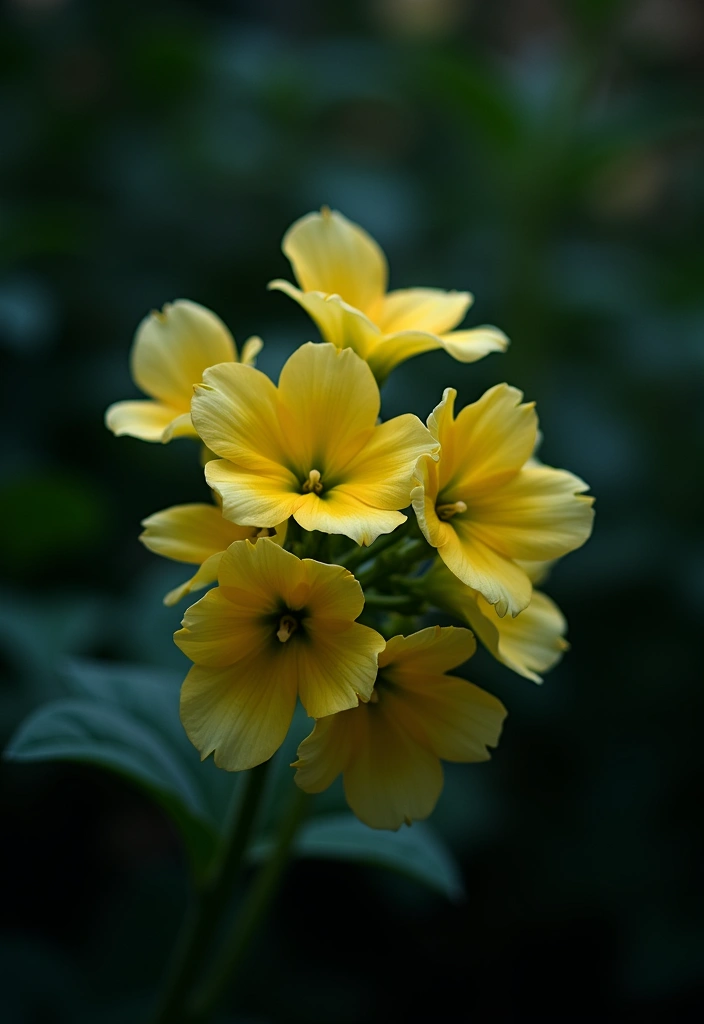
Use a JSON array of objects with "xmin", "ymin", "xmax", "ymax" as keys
[
  {"xmin": 342, "ymin": 702, "xmax": 444, "ymax": 830},
  {"xmin": 411, "ymin": 452, "xmax": 445, "ymax": 548},
  {"xmin": 180, "ymin": 655, "xmax": 297, "ymax": 771},
  {"xmin": 164, "ymin": 552, "xmax": 224, "ymax": 607},
  {"xmin": 379, "ymin": 288, "xmax": 472, "ymax": 334},
  {"xmin": 337, "ymin": 414, "xmax": 438, "ymax": 511},
  {"xmin": 295, "ymin": 489, "xmax": 407, "ymax": 546},
  {"xmin": 280, "ymin": 207, "xmax": 387, "ymax": 315},
  {"xmin": 192, "ymin": 361, "xmax": 285, "ymax": 468},
  {"xmin": 216, "ymin": 538, "xmax": 306, "ymax": 613},
  {"xmin": 239, "ymin": 335, "xmax": 263, "ymax": 365},
  {"xmin": 439, "ymin": 326, "xmax": 509, "ymax": 363},
  {"xmin": 105, "ymin": 400, "xmax": 193, "ymax": 443},
  {"xmin": 384, "ymin": 673, "xmax": 506, "ymax": 763},
  {"xmin": 379, "ymin": 625, "xmax": 475, "ymax": 675},
  {"xmin": 205, "ymin": 460, "xmax": 300, "ymax": 529},
  {"xmin": 293, "ymin": 712, "xmax": 357, "ymax": 793},
  {"xmin": 438, "ymin": 517, "xmax": 534, "ymax": 617},
  {"xmin": 468, "ymin": 466, "xmax": 595, "ymax": 561},
  {"xmin": 299, "ymin": 558, "xmax": 366, "ymax": 623},
  {"xmin": 296, "ymin": 621, "xmax": 385, "ymax": 719},
  {"xmin": 131, "ymin": 300, "xmax": 236, "ymax": 410},
  {"xmin": 473, "ymin": 589, "xmax": 568, "ymax": 683},
  {"xmin": 174, "ymin": 586, "xmax": 272, "ymax": 667},
  {"xmin": 268, "ymin": 281, "xmax": 381, "ymax": 359},
  {"xmin": 277, "ymin": 342, "xmax": 379, "ymax": 479},
  {"xmin": 434, "ymin": 383, "xmax": 538, "ymax": 497},
  {"xmin": 140, "ymin": 503, "xmax": 258, "ymax": 564}
]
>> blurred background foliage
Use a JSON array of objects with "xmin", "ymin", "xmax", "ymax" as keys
[{"xmin": 1, "ymin": 0, "xmax": 703, "ymax": 1020}]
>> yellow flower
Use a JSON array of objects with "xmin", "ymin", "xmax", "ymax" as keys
[
  {"xmin": 191, "ymin": 341, "xmax": 437, "ymax": 546},
  {"xmin": 423, "ymin": 559, "xmax": 568, "ymax": 683},
  {"xmin": 268, "ymin": 207, "xmax": 508, "ymax": 382},
  {"xmin": 139, "ymin": 502, "xmax": 286, "ymax": 606},
  {"xmin": 412, "ymin": 384, "xmax": 594, "ymax": 618},
  {"xmin": 174, "ymin": 538, "xmax": 385, "ymax": 771},
  {"xmin": 293, "ymin": 626, "xmax": 506, "ymax": 830},
  {"xmin": 105, "ymin": 299, "xmax": 262, "ymax": 443}
]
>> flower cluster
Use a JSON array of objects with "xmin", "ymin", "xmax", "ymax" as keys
[{"xmin": 107, "ymin": 208, "xmax": 594, "ymax": 830}]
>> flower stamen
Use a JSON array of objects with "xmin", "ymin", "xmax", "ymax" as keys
[
  {"xmin": 302, "ymin": 468, "xmax": 323, "ymax": 494},
  {"xmin": 436, "ymin": 500, "xmax": 467, "ymax": 521},
  {"xmin": 276, "ymin": 614, "xmax": 299, "ymax": 643}
]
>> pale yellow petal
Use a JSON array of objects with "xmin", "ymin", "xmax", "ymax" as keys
[
  {"xmin": 299, "ymin": 558, "xmax": 366, "ymax": 623},
  {"xmin": 365, "ymin": 332, "xmax": 444, "ymax": 381},
  {"xmin": 294, "ymin": 489, "xmax": 407, "ymax": 547},
  {"xmin": 379, "ymin": 625, "xmax": 475, "ymax": 675},
  {"xmin": 239, "ymin": 335, "xmax": 263, "ymax": 365},
  {"xmin": 216, "ymin": 538, "xmax": 306, "ymax": 615},
  {"xmin": 337, "ymin": 414, "xmax": 438, "ymax": 511},
  {"xmin": 140, "ymin": 503, "xmax": 258, "ymax": 564},
  {"xmin": 268, "ymin": 281, "xmax": 381, "ymax": 359},
  {"xmin": 180, "ymin": 655, "xmax": 297, "ymax": 771},
  {"xmin": 281, "ymin": 207, "xmax": 387, "ymax": 315},
  {"xmin": 438, "ymin": 518, "xmax": 533, "ymax": 617},
  {"xmin": 105, "ymin": 400, "xmax": 193, "ymax": 443},
  {"xmin": 161, "ymin": 411, "xmax": 197, "ymax": 442},
  {"xmin": 174, "ymin": 586, "xmax": 271, "ymax": 667},
  {"xmin": 204, "ymin": 459, "xmax": 300, "ymax": 529},
  {"xmin": 343, "ymin": 702, "xmax": 444, "ymax": 830},
  {"xmin": 468, "ymin": 465, "xmax": 595, "ymax": 561},
  {"xmin": 379, "ymin": 288, "xmax": 472, "ymax": 334},
  {"xmin": 293, "ymin": 712, "xmax": 357, "ymax": 794},
  {"xmin": 164, "ymin": 552, "xmax": 223, "ymax": 607},
  {"xmin": 438, "ymin": 326, "xmax": 509, "ymax": 363},
  {"xmin": 411, "ymin": 453, "xmax": 445, "ymax": 548},
  {"xmin": 131, "ymin": 300, "xmax": 236, "ymax": 410},
  {"xmin": 384, "ymin": 674, "xmax": 505, "ymax": 763},
  {"xmin": 296, "ymin": 621, "xmax": 385, "ymax": 719},
  {"xmin": 437, "ymin": 383, "xmax": 537, "ymax": 497},
  {"xmin": 471, "ymin": 589, "xmax": 568, "ymax": 682},
  {"xmin": 191, "ymin": 361, "xmax": 285, "ymax": 467},
  {"xmin": 277, "ymin": 342, "xmax": 378, "ymax": 479}
]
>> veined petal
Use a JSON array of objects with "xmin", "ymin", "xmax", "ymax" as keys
[
  {"xmin": 205, "ymin": 460, "xmax": 300, "ymax": 529},
  {"xmin": 380, "ymin": 625, "xmax": 476, "ymax": 676},
  {"xmin": 192, "ymin": 361, "xmax": 285, "ymax": 467},
  {"xmin": 295, "ymin": 489, "xmax": 407, "ymax": 547},
  {"xmin": 105, "ymin": 400, "xmax": 194, "ymax": 443},
  {"xmin": 468, "ymin": 466, "xmax": 595, "ymax": 561},
  {"xmin": 343, "ymin": 702, "xmax": 444, "ymax": 830},
  {"xmin": 438, "ymin": 518, "xmax": 533, "ymax": 617},
  {"xmin": 164, "ymin": 552, "xmax": 223, "ymax": 607},
  {"xmin": 174, "ymin": 586, "xmax": 271, "ymax": 667},
  {"xmin": 296, "ymin": 621, "xmax": 385, "ymax": 719},
  {"xmin": 379, "ymin": 288, "xmax": 472, "ymax": 334},
  {"xmin": 411, "ymin": 453, "xmax": 445, "ymax": 549},
  {"xmin": 298, "ymin": 558, "xmax": 366, "ymax": 623},
  {"xmin": 293, "ymin": 712, "xmax": 358, "ymax": 793},
  {"xmin": 281, "ymin": 207, "xmax": 388, "ymax": 315},
  {"xmin": 131, "ymin": 300, "xmax": 236, "ymax": 410},
  {"xmin": 180, "ymin": 655, "xmax": 297, "ymax": 771},
  {"xmin": 140, "ymin": 503, "xmax": 259, "ymax": 564},
  {"xmin": 161, "ymin": 412, "xmax": 197, "ymax": 442},
  {"xmin": 239, "ymin": 335, "xmax": 263, "ymax": 365},
  {"xmin": 439, "ymin": 326, "xmax": 509, "ymax": 363},
  {"xmin": 365, "ymin": 331, "xmax": 444, "ymax": 382},
  {"xmin": 473, "ymin": 588, "xmax": 568, "ymax": 683},
  {"xmin": 384, "ymin": 674, "xmax": 505, "ymax": 763},
  {"xmin": 277, "ymin": 343, "xmax": 379, "ymax": 479},
  {"xmin": 268, "ymin": 281, "xmax": 381, "ymax": 359},
  {"xmin": 337, "ymin": 414, "xmax": 438, "ymax": 511},
  {"xmin": 216, "ymin": 538, "xmax": 306, "ymax": 614},
  {"xmin": 437, "ymin": 383, "xmax": 538, "ymax": 497}
]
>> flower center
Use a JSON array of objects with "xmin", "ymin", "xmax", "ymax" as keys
[
  {"xmin": 302, "ymin": 468, "xmax": 323, "ymax": 495},
  {"xmin": 436, "ymin": 500, "xmax": 467, "ymax": 521},
  {"xmin": 276, "ymin": 614, "xmax": 299, "ymax": 643}
]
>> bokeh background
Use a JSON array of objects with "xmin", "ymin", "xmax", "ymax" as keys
[{"xmin": 2, "ymin": 0, "xmax": 703, "ymax": 1020}]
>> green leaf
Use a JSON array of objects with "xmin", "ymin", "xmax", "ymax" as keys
[
  {"xmin": 4, "ymin": 658, "xmax": 235, "ymax": 880},
  {"xmin": 251, "ymin": 813, "xmax": 464, "ymax": 901}
]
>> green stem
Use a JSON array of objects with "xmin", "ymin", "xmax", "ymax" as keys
[
  {"xmin": 186, "ymin": 787, "xmax": 310, "ymax": 1022},
  {"xmin": 150, "ymin": 760, "xmax": 272, "ymax": 1024},
  {"xmin": 339, "ymin": 525, "xmax": 408, "ymax": 572},
  {"xmin": 356, "ymin": 538, "xmax": 429, "ymax": 589}
]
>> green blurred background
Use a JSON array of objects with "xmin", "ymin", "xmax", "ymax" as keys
[{"xmin": 2, "ymin": 0, "xmax": 703, "ymax": 1020}]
